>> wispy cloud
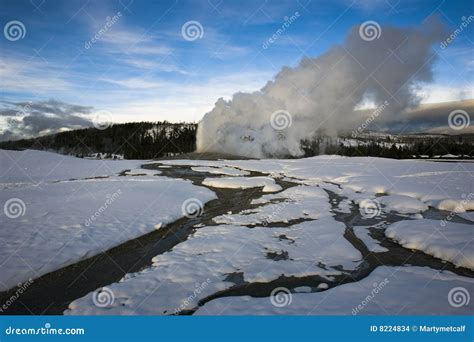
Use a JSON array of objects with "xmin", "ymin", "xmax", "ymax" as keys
[
  {"xmin": 102, "ymin": 77, "xmax": 166, "ymax": 89},
  {"xmin": 0, "ymin": 57, "xmax": 72, "ymax": 94}
]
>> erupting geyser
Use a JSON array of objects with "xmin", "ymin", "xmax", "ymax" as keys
[{"xmin": 197, "ymin": 18, "xmax": 445, "ymax": 158}]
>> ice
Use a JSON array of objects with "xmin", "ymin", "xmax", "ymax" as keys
[
  {"xmin": 225, "ymin": 157, "xmax": 473, "ymax": 214},
  {"xmin": 379, "ymin": 194, "xmax": 428, "ymax": 214},
  {"xmin": 213, "ymin": 185, "xmax": 331, "ymax": 225},
  {"xmin": 385, "ymin": 219, "xmax": 474, "ymax": 270},
  {"xmin": 191, "ymin": 166, "xmax": 249, "ymax": 176},
  {"xmin": 3, "ymin": 150, "xmax": 473, "ymax": 315},
  {"xmin": 0, "ymin": 151, "xmax": 216, "ymax": 291},
  {"xmin": 438, "ymin": 198, "xmax": 474, "ymax": 212},
  {"xmin": 195, "ymin": 266, "xmax": 474, "ymax": 315},
  {"xmin": 202, "ymin": 176, "xmax": 282, "ymax": 192},
  {"xmin": 0, "ymin": 149, "xmax": 145, "ymax": 185},
  {"xmin": 66, "ymin": 219, "xmax": 361, "ymax": 315},
  {"xmin": 64, "ymin": 155, "xmax": 472, "ymax": 315},
  {"xmin": 162, "ymin": 156, "xmax": 473, "ymax": 214},
  {"xmin": 122, "ymin": 169, "xmax": 161, "ymax": 176},
  {"xmin": 353, "ymin": 226, "xmax": 389, "ymax": 253}
]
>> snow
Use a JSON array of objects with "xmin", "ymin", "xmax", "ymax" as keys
[
  {"xmin": 191, "ymin": 166, "xmax": 249, "ymax": 176},
  {"xmin": 122, "ymin": 169, "xmax": 161, "ymax": 176},
  {"xmin": 65, "ymin": 155, "xmax": 472, "ymax": 315},
  {"xmin": 159, "ymin": 156, "xmax": 473, "ymax": 214},
  {"xmin": 158, "ymin": 158, "xmax": 287, "ymax": 175},
  {"xmin": 0, "ymin": 151, "xmax": 216, "ymax": 291},
  {"xmin": 213, "ymin": 185, "xmax": 330, "ymax": 225},
  {"xmin": 202, "ymin": 176, "xmax": 282, "ymax": 192},
  {"xmin": 385, "ymin": 219, "xmax": 474, "ymax": 270},
  {"xmin": 353, "ymin": 226, "xmax": 389, "ymax": 253},
  {"xmin": 378, "ymin": 194, "xmax": 429, "ymax": 214},
  {"xmin": 66, "ymin": 219, "xmax": 361, "ymax": 315},
  {"xmin": 3, "ymin": 150, "xmax": 473, "ymax": 316},
  {"xmin": 231, "ymin": 157, "xmax": 471, "ymax": 213},
  {"xmin": 335, "ymin": 198, "xmax": 353, "ymax": 214},
  {"xmin": 438, "ymin": 198, "xmax": 474, "ymax": 213},
  {"xmin": 195, "ymin": 266, "xmax": 474, "ymax": 315},
  {"xmin": 0, "ymin": 149, "xmax": 144, "ymax": 185}
]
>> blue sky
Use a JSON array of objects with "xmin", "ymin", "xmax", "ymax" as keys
[{"xmin": 0, "ymin": 0, "xmax": 473, "ymax": 127}]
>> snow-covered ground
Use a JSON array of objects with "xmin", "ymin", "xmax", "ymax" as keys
[
  {"xmin": 0, "ymin": 149, "xmax": 141, "ymax": 185},
  {"xmin": 160, "ymin": 156, "xmax": 474, "ymax": 213},
  {"xmin": 353, "ymin": 226, "xmax": 389, "ymax": 253},
  {"xmin": 202, "ymin": 176, "xmax": 282, "ymax": 192},
  {"xmin": 194, "ymin": 266, "xmax": 474, "ymax": 315},
  {"xmin": 213, "ymin": 185, "xmax": 330, "ymax": 225},
  {"xmin": 1, "ymin": 150, "xmax": 473, "ymax": 315},
  {"xmin": 191, "ymin": 166, "xmax": 250, "ymax": 176},
  {"xmin": 0, "ymin": 150, "xmax": 216, "ymax": 291},
  {"xmin": 386, "ymin": 220, "xmax": 474, "ymax": 269},
  {"xmin": 66, "ymin": 218, "xmax": 362, "ymax": 315},
  {"xmin": 122, "ymin": 169, "xmax": 161, "ymax": 176}
]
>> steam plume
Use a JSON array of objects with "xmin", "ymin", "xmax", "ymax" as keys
[{"xmin": 197, "ymin": 18, "xmax": 445, "ymax": 158}]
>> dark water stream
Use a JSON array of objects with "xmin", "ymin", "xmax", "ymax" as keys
[{"xmin": 1, "ymin": 164, "xmax": 472, "ymax": 315}]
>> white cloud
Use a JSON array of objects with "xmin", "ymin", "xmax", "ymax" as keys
[
  {"xmin": 127, "ymin": 45, "xmax": 173, "ymax": 55},
  {"xmin": 120, "ymin": 57, "xmax": 189, "ymax": 74},
  {"xmin": 98, "ymin": 26, "xmax": 173, "ymax": 57},
  {"xmin": 416, "ymin": 84, "xmax": 473, "ymax": 104},
  {"xmin": 103, "ymin": 78, "xmax": 166, "ymax": 89},
  {"xmin": 101, "ymin": 29, "xmax": 152, "ymax": 47},
  {"xmin": 0, "ymin": 57, "xmax": 71, "ymax": 93},
  {"xmin": 97, "ymin": 70, "xmax": 273, "ymax": 122}
]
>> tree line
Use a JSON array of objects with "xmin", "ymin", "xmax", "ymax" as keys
[
  {"xmin": 1, "ymin": 123, "xmax": 472, "ymax": 160},
  {"xmin": 0, "ymin": 122, "xmax": 197, "ymax": 159}
]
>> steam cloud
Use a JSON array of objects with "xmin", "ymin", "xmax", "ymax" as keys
[{"xmin": 197, "ymin": 18, "xmax": 446, "ymax": 158}]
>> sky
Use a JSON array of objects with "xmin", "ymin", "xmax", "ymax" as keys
[{"xmin": 0, "ymin": 0, "xmax": 473, "ymax": 139}]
